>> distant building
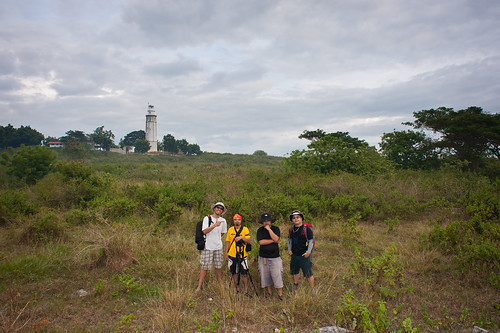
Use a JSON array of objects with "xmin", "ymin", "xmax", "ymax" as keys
[
  {"xmin": 110, "ymin": 147, "xmax": 129, "ymax": 154},
  {"xmin": 48, "ymin": 141, "xmax": 64, "ymax": 148},
  {"xmin": 145, "ymin": 104, "xmax": 158, "ymax": 152}
]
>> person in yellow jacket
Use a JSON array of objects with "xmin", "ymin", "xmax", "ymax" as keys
[{"xmin": 225, "ymin": 213, "xmax": 252, "ymax": 297}]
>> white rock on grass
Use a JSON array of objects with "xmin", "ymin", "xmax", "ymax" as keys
[{"xmin": 76, "ymin": 289, "xmax": 88, "ymax": 297}]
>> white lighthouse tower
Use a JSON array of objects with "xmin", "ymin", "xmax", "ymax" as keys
[{"xmin": 145, "ymin": 104, "xmax": 158, "ymax": 152}]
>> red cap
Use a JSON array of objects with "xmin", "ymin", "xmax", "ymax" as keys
[{"xmin": 233, "ymin": 214, "xmax": 242, "ymax": 220}]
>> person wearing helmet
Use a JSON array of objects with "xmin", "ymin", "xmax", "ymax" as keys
[
  {"xmin": 196, "ymin": 202, "xmax": 228, "ymax": 293},
  {"xmin": 257, "ymin": 213, "xmax": 284, "ymax": 301},
  {"xmin": 288, "ymin": 210, "xmax": 315, "ymax": 294}
]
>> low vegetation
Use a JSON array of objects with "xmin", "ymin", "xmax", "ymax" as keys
[{"xmin": 0, "ymin": 150, "xmax": 498, "ymax": 332}]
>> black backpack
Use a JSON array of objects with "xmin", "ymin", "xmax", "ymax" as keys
[{"xmin": 195, "ymin": 215, "xmax": 212, "ymax": 250}]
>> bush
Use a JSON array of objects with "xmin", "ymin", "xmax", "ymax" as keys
[
  {"xmin": 426, "ymin": 178, "xmax": 500, "ymax": 276},
  {"xmin": 329, "ymin": 193, "xmax": 375, "ymax": 220},
  {"xmin": 19, "ymin": 209, "xmax": 66, "ymax": 245},
  {"xmin": 66, "ymin": 208, "xmax": 94, "ymax": 225},
  {"xmin": 52, "ymin": 160, "xmax": 92, "ymax": 181},
  {"xmin": 156, "ymin": 195, "xmax": 182, "ymax": 226},
  {"xmin": 344, "ymin": 245, "xmax": 408, "ymax": 300},
  {"xmin": 1, "ymin": 145, "xmax": 57, "ymax": 185},
  {"xmin": 0, "ymin": 190, "xmax": 36, "ymax": 224}
]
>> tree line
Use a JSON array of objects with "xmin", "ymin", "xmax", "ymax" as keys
[
  {"xmin": 121, "ymin": 130, "xmax": 201, "ymax": 155},
  {"xmin": 1, "ymin": 106, "xmax": 498, "ymax": 176},
  {"xmin": 0, "ymin": 125, "xmax": 202, "ymax": 156}
]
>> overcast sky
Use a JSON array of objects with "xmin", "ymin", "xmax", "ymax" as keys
[{"xmin": 1, "ymin": 0, "xmax": 499, "ymax": 156}]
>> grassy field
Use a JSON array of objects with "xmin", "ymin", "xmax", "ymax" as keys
[{"xmin": 0, "ymin": 151, "xmax": 498, "ymax": 332}]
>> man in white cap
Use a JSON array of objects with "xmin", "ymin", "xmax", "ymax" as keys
[{"xmin": 196, "ymin": 202, "xmax": 228, "ymax": 293}]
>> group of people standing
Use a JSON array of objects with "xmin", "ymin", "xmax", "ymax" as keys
[{"xmin": 195, "ymin": 202, "xmax": 315, "ymax": 300}]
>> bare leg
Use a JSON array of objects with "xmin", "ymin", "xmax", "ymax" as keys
[
  {"xmin": 232, "ymin": 274, "xmax": 240, "ymax": 292},
  {"xmin": 307, "ymin": 276, "xmax": 315, "ymax": 288},
  {"xmin": 215, "ymin": 268, "xmax": 223, "ymax": 282},
  {"xmin": 242, "ymin": 275, "xmax": 249, "ymax": 294},
  {"xmin": 196, "ymin": 269, "xmax": 208, "ymax": 291}
]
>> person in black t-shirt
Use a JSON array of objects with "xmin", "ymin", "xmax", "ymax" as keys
[
  {"xmin": 256, "ymin": 213, "xmax": 284, "ymax": 300},
  {"xmin": 288, "ymin": 210, "xmax": 315, "ymax": 294}
]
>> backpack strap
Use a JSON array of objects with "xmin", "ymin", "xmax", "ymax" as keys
[{"xmin": 228, "ymin": 226, "xmax": 244, "ymax": 251}]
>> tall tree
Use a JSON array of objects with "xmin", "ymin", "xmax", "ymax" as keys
[
  {"xmin": 176, "ymin": 139, "xmax": 189, "ymax": 154},
  {"xmin": 380, "ymin": 130, "xmax": 440, "ymax": 169},
  {"xmin": 163, "ymin": 134, "xmax": 178, "ymax": 153},
  {"xmin": 122, "ymin": 130, "xmax": 145, "ymax": 147},
  {"xmin": 406, "ymin": 106, "xmax": 500, "ymax": 168},
  {"xmin": 287, "ymin": 130, "xmax": 390, "ymax": 174},
  {"xmin": 90, "ymin": 126, "xmax": 116, "ymax": 151}
]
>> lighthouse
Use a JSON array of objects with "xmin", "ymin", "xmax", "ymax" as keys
[{"xmin": 145, "ymin": 104, "xmax": 158, "ymax": 152}]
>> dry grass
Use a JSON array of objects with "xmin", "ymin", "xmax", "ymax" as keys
[{"xmin": 2, "ymin": 209, "xmax": 498, "ymax": 332}]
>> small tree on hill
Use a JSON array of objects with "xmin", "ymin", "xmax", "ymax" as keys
[
  {"xmin": 163, "ymin": 134, "xmax": 178, "ymax": 154},
  {"xmin": 134, "ymin": 139, "xmax": 150, "ymax": 153},
  {"xmin": 253, "ymin": 150, "xmax": 268, "ymax": 156},
  {"xmin": 122, "ymin": 130, "xmax": 145, "ymax": 147},
  {"xmin": 186, "ymin": 143, "xmax": 202, "ymax": 155},
  {"xmin": 90, "ymin": 126, "xmax": 116, "ymax": 151},
  {"xmin": 380, "ymin": 130, "xmax": 440, "ymax": 169},
  {"xmin": 176, "ymin": 139, "xmax": 189, "ymax": 154}
]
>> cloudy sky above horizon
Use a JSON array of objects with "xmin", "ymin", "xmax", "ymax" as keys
[{"xmin": 1, "ymin": 0, "xmax": 499, "ymax": 156}]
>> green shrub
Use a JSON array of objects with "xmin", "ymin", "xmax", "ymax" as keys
[
  {"xmin": 53, "ymin": 160, "xmax": 92, "ymax": 181},
  {"xmin": 125, "ymin": 183, "xmax": 161, "ymax": 211},
  {"xmin": 335, "ymin": 289, "xmax": 376, "ymax": 332},
  {"xmin": 66, "ymin": 208, "xmax": 94, "ymax": 225},
  {"xmin": 344, "ymin": 245, "xmax": 408, "ymax": 300},
  {"xmin": 427, "ymin": 218, "xmax": 499, "ymax": 276},
  {"xmin": 329, "ymin": 193, "xmax": 375, "ymax": 220},
  {"xmin": 1, "ymin": 145, "xmax": 57, "ymax": 184},
  {"xmin": 32, "ymin": 173, "xmax": 73, "ymax": 209},
  {"xmin": 19, "ymin": 209, "xmax": 66, "ymax": 244},
  {"xmin": 156, "ymin": 195, "xmax": 182, "ymax": 226},
  {"xmin": 75, "ymin": 172, "xmax": 115, "ymax": 207},
  {"xmin": 104, "ymin": 198, "xmax": 138, "ymax": 220},
  {"xmin": 0, "ymin": 190, "xmax": 36, "ymax": 223}
]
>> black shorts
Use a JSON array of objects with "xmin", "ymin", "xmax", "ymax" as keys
[
  {"xmin": 228, "ymin": 256, "xmax": 248, "ymax": 275},
  {"xmin": 290, "ymin": 254, "xmax": 313, "ymax": 278}
]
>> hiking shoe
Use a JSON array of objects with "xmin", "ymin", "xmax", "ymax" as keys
[
  {"xmin": 289, "ymin": 284, "xmax": 299, "ymax": 293},
  {"xmin": 245, "ymin": 293, "xmax": 253, "ymax": 299},
  {"xmin": 264, "ymin": 292, "xmax": 271, "ymax": 299},
  {"xmin": 311, "ymin": 288, "xmax": 316, "ymax": 296},
  {"xmin": 278, "ymin": 295, "xmax": 284, "ymax": 301}
]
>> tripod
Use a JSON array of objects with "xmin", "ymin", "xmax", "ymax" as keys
[{"xmin": 230, "ymin": 241, "xmax": 258, "ymax": 297}]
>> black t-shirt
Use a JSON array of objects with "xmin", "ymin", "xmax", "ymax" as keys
[
  {"xmin": 289, "ymin": 225, "xmax": 314, "ymax": 256},
  {"xmin": 256, "ymin": 225, "xmax": 280, "ymax": 258}
]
